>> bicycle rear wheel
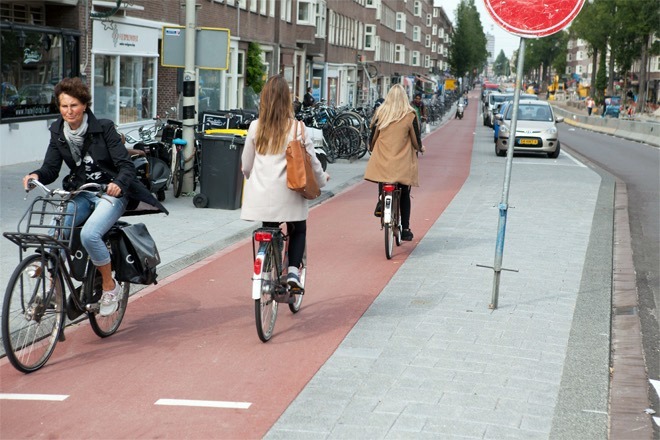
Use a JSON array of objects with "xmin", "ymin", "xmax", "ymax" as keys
[
  {"xmin": 88, "ymin": 266, "xmax": 129, "ymax": 338},
  {"xmin": 288, "ymin": 247, "xmax": 306, "ymax": 313},
  {"xmin": 2, "ymin": 253, "xmax": 64, "ymax": 373},
  {"xmin": 255, "ymin": 242, "xmax": 278, "ymax": 342},
  {"xmin": 394, "ymin": 192, "xmax": 402, "ymax": 246}
]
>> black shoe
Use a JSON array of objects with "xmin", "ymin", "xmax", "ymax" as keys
[
  {"xmin": 374, "ymin": 200, "xmax": 383, "ymax": 217},
  {"xmin": 401, "ymin": 229, "xmax": 414, "ymax": 241}
]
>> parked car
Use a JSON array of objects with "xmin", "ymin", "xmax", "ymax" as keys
[
  {"xmin": 485, "ymin": 92, "xmax": 538, "ymax": 127},
  {"xmin": 495, "ymin": 100, "xmax": 564, "ymax": 158},
  {"xmin": 18, "ymin": 84, "xmax": 55, "ymax": 105}
]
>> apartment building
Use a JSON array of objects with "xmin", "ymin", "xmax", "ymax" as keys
[
  {"xmin": 0, "ymin": 0, "xmax": 453, "ymax": 166},
  {"xmin": 566, "ymin": 36, "xmax": 659, "ymax": 106}
]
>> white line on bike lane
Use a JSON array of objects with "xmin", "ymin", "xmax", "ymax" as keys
[
  {"xmin": 0, "ymin": 393, "xmax": 68, "ymax": 401},
  {"xmin": 155, "ymin": 398, "xmax": 251, "ymax": 409}
]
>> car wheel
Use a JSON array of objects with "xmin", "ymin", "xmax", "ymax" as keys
[
  {"xmin": 547, "ymin": 142, "xmax": 561, "ymax": 159},
  {"xmin": 495, "ymin": 144, "xmax": 506, "ymax": 157}
]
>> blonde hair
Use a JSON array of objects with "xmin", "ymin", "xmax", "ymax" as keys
[
  {"xmin": 371, "ymin": 84, "xmax": 415, "ymax": 130},
  {"xmin": 255, "ymin": 75, "xmax": 293, "ymax": 155}
]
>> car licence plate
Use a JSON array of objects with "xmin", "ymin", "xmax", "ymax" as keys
[{"xmin": 518, "ymin": 138, "xmax": 538, "ymax": 145}]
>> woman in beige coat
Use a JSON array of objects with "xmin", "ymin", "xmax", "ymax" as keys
[
  {"xmin": 241, "ymin": 75, "xmax": 329, "ymax": 288},
  {"xmin": 364, "ymin": 84, "xmax": 424, "ymax": 241}
]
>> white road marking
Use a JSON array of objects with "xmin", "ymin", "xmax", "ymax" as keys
[
  {"xmin": 561, "ymin": 150, "xmax": 588, "ymax": 167},
  {"xmin": 0, "ymin": 393, "xmax": 68, "ymax": 401},
  {"xmin": 155, "ymin": 398, "xmax": 251, "ymax": 409}
]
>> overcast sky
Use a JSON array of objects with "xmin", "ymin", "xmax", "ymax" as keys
[{"xmin": 434, "ymin": 0, "xmax": 521, "ymax": 59}]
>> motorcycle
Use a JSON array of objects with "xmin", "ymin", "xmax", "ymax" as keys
[{"xmin": 122, "ymin": 121, "xmax": 171, "ymax": 202}]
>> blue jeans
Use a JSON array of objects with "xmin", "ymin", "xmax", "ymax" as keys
[{"xmin": 65, "ymin": 193, "xmax": 128, "ymax": 266}]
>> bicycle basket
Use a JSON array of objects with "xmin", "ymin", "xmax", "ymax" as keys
[{"xmin": 3, "ymin": 196, "xmax": 76, "ymax": 256}]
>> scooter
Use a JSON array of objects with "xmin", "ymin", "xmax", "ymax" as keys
[
  {"xmin": 306, "ymin": 127, "xmax": 329, "ymax": 171},
  {"xmin": 456, "ymin": 102, "xmax": 465, "ymax": 120},
  {"xmin": 123, "ymin": 123, "xmax": 171, "ymax": 202}
]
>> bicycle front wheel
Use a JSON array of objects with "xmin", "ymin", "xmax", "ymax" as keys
[
  {"xmin": 385, "ymin": 224, "xmax": 394, "ymax": 260},
  {"xmin": 172, "ymin": 150, "xmax": 184, "ymax": 198},
  {"xmin": 87, "ymin": 266, "xmax": 129, "ymax": 338},
  {"xmin": 255, "ymin": 243, "xmax": 278, "ymax": 342},
  {"xmin": 2, "ymin": 254, "xmax": 64, "ymax": 373}
]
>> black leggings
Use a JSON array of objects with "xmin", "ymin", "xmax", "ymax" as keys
[
  {"xmin": 262, "ymin": 220, "xmax": 306, "ymax": 269},
  {"xmin": 378, "ymin": 183, "xmax": 411, "ymax": 230}
]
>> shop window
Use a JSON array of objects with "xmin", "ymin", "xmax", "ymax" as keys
[
  {"xmin": 93, "ymin": 54, "xmax": 157, "ymax": 124},
  {"xmin": 0, "ymin": 26, "xmax": 78, "ymax": 120}
]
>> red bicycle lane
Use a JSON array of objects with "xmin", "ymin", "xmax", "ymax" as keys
[{"xmin": 0, "ymin": 99, "xmax": 477, "ymax": 439}]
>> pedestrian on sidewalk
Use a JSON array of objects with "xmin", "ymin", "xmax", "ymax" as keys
[
  {"xmin": 21, "ymin": 77, "xmax": 167, "ymax": 316},
  {"xmin": 241, "ymin": 75, "xmax": 330, "ymax": 288},
  {"xmin": 586, "ymin": 96, "xmax": 595, "ymax": 116},
  {"xmin": 365, "ymin": 84, "xmax": 425, "ymax": 241}
]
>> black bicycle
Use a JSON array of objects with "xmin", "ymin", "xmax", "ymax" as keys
[
  {"xmin": 171, "ymin": 136, "xmax": 201, "ymax": 198},
  {"xmin": 251, "ymin": 226, "xmax": 305, "ymax": 342},
  {"xmin": 2, "ymin": 180, "xmax": 130, "ymax": 373}
]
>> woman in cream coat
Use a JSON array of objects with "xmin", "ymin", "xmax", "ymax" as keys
[
  {"xmin": 364, "ymin": 84, "xmax": 424, "ymax": 241},
  {"xmin": 241, "ymin": 75, "xmax": 329, "ymax": 288}
]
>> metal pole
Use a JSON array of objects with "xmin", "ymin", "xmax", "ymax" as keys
[
  {"xmin": 181, "ymin": 0, "xmax": 197, "ymax": 193},
  {"xmin": 490, "ymin": 37, "xmax": 526, "ymax": 309}
]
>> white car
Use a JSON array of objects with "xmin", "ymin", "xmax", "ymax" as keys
[{"xmin": 495, "ymin": 100, "xmax": 564, "ymax": 158}]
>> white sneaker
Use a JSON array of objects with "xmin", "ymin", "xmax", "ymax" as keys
[
  {"xmin": 27, "ymin": 263, "xmax": 42, "ymax": 278},
  {"xmin": 99, "ymin": 279, "xmax": 120, "ymax": 316}
]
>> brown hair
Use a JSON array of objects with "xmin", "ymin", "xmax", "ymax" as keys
[
  {"xmin": 255, "ymin": 75, "xmax": 293, "ymax": 155},
  {"xmin": 54, "ymin": 77, "xmax": 92, "ymax": 107}
]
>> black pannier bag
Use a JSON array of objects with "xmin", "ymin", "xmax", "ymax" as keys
[{"xmin": 110, "ymin": 222, "xmax": 160, "ymax": 285}]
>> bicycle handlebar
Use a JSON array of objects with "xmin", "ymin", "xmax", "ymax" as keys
[{"xmin": 26, "ymin": 179, "xmax": 109, "ymax": 201}]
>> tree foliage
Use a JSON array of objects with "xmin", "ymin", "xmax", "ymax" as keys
[
  {"xmin": 447, "ymin": 0, "xmax": 488, "ymax": 82},
  {"xmin": 245, "ymin": 42, "xmax": 266, "ymax": 94},
  {"xmin": 522, "ymin": 32, "xmax": 568, "ymax": 87},
  {"xmin": 493, "ymin": 50, "xmax": 510, "ymax": 77}
]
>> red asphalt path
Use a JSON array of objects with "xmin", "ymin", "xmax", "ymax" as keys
[{"xmin": 0, "ymin": 98, "xmax": 476, "ymax": 439}]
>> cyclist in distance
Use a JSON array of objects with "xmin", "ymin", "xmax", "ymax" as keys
[
  {"xmin": 410, "ymin": 92, "xmax": 428, "ymax": 125},
  {"xmin": 22, "ymin": 77, "xmax": 167, "ymax": 316},
  {"xmin": 365, "ymin": 84, "xmax": 424, "ymax": 241},
  {"xmin": 241, "ymin": 75, "xmax": 330, "ymax": 288}
]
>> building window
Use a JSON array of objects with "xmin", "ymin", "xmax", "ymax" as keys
[
  {"xmin": 93, "ymin": 54, "xmax": 157, "ymax": 124},
  {"xmin": 411, "ymin": 50, "xmax": 419, "ymax": 66},
  {"xmin": 365, "ymin": 24, "xmax": 375, "ymax": 50},
  {"xmin": 238, "ymin": 0, "xmax": 247, "ymax": 9},
  {"xmin": 260, "ymin": 0, "xmax": 267, "ymax": 15},
  {"xmin": 395, "ymin": 44, "xmax": 405, "ymax": 63},
  {"xmin": 395, "ymin": 12, "xmax": 406, "ymax": 32},
  {"xmin": 281, "ymin": 0, "xmax": 292, "ymax": 21},
  {"xmin": 249, "ymin": 0, "xmax": 257, "ymax": 12},
  {"xmin": 567, "ymin": 53, "xmax": 572, "ymax": 61},
  {"xmin": 426, "ymin": 13, "xmax": 432, "ymax": 26},
  {"xmin": 298, "ymin": 0, "xmax": 313, "ymax": 24},
  {"xmin": 413, "ymin": 26, "xmax": 420, "ymax": 42},
  {"xmin": 315, "ymin": 1, "xmax": 326, "ymax": 38},
  {"xmin": 425, "ymin": 34, "xmax": 431, "ymax": 47},
  {"xmin": 0, "ymin": 26, "xmax": 78, "ymax": 120},
  {"xmin": 413, "ymin": 1, "xmax": 421, "ymax": 17}
]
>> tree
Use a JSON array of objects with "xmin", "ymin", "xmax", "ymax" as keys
[
  {"xmin": 245, "ymin": 42, "xmax": 266, "ymax": 94},
  {"xmin": 611, "ymin": 0, "xmax": 660, "ymax": 112},
  {"xmin": 523, "ymin": 31, "xmax": 568, "ymax": 91},
  {"xmin": 570, "ymin": 0, "xmax": 615, "ymax": 97},
  {"xmin": 493, "ymin": 50, "xmax": 510, "ymax": 77},
  {"xmin": 447, "ymin": 0, "xmax": 488, "ymax": 84}
]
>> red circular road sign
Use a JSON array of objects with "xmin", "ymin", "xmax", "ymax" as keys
[{"xmin": 485, "ymin": 0, "xmax": 585, "ymax": 38}]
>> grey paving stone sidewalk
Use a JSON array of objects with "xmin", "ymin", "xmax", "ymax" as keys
[{"xmin": 266, "ymin": 123, "xmax": 611, "ymax": 439}]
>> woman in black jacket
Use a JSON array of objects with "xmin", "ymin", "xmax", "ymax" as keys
[{"xmin": 22, "ymin": 77, "xmax": 167, "ymax": 316}]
